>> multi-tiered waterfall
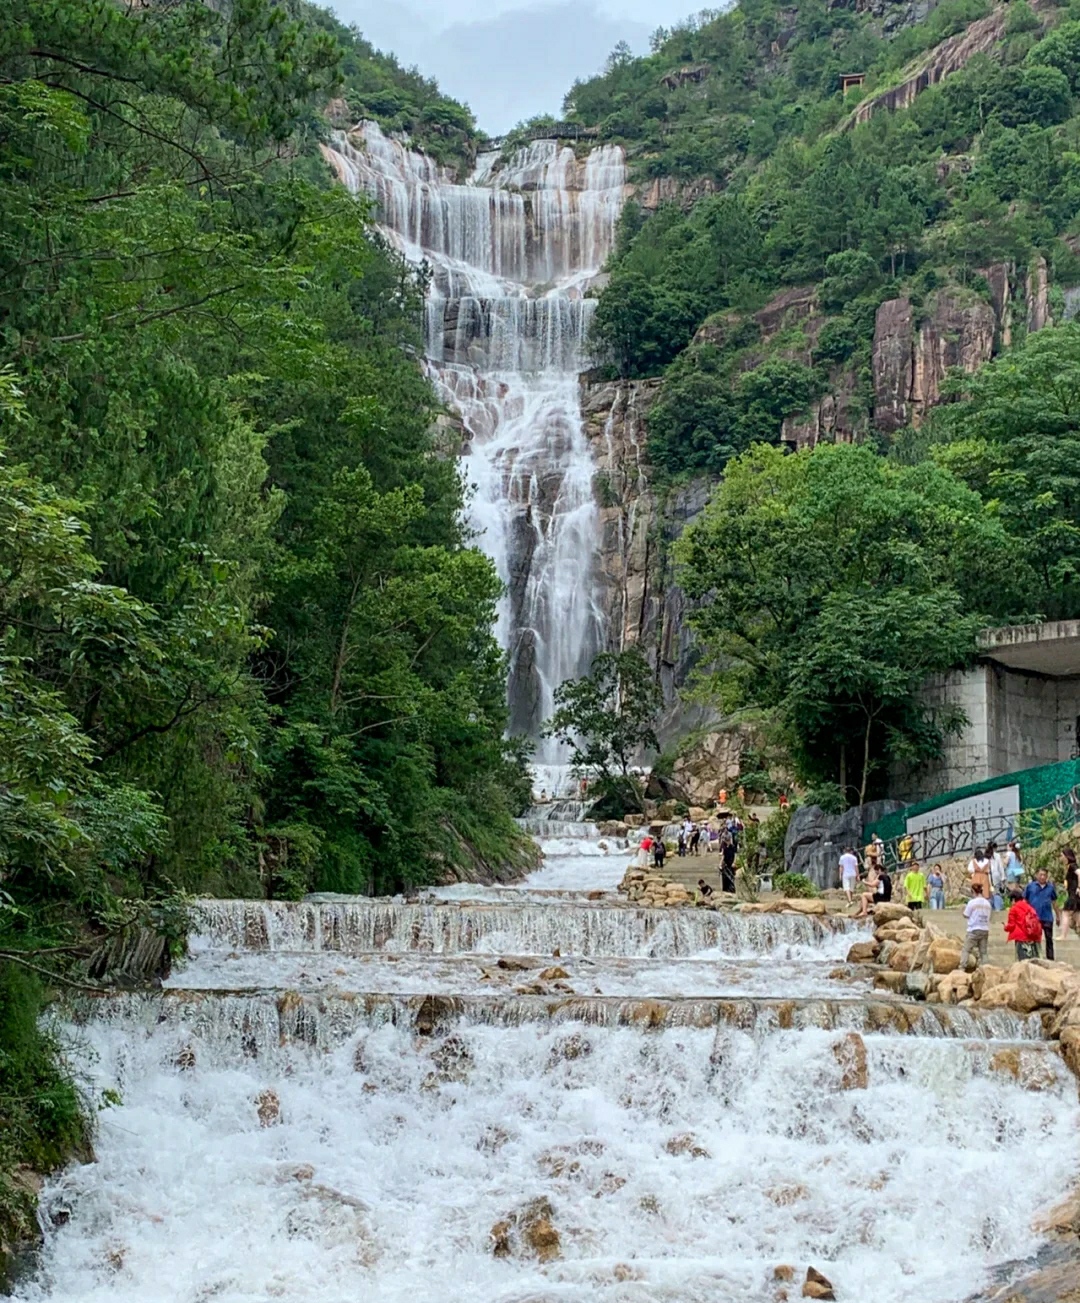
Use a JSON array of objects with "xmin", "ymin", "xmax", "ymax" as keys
[
  {"xmin": 13, "ymin": 123, "xmax": 1080, "ymax": 1303},
  {"xmin": 322, "ymin": 123, "xmax": 626, "ymax": 784}
]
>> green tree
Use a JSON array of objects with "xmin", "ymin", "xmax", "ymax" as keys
[
  {"xmin": 677, "ymin": 443, "xmax": 1022, "ymax": 799},
  {"xmin": 544, "ymin": 650, "xmax": 663, "ymax": 812}
]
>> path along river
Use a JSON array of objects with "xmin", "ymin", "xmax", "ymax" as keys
[{"xmin": 13, "ymin": 817, "xmax": 1080, "ymax": 1303}]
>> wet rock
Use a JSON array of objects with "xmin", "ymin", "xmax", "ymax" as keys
[
  {"xmin": 803, "ymin": 1267, "xmax": 836, "ymax": 1300},
  {"xmin": 477, "ymin": 1126, "xmax": 509, "ymax": 1154},
  {"xmin": 887, "ymin": 941, "xmax": 919, "ymax": 973},
  {"xmin": 256, "ymin": 1089, "xmax": 281, "ymax": 1127},
  {"xmin": 775, "ymin": 1266, "xmax": 796, "ymax": 1282},
  {"xmin": 496, "ymin": 958, "xmax": 532, "ymax": 972},
  {"xmin": 428, "ymin": 1034, "xmax": 473, "ymax": 1084},
  {"xmin": 846, "ymin": 941, "xmax": 879, "ymax": 964},
  {"xmin": 1033, "ymin": 1190, "xmax": 1080, "ymax": 1237},
  {"xmin": 613, "ymin": 1263, "xmax": 643, "ymax": 1281},
  {"xmin": 873, "ymin": 970, "xmax": 907, "ymax": 993},
  {"xmin": 832, "ymin": 1032, "xmax": 869, "ymax": 1090},
  {"xmin": 767, "ymin": 1184, "xmax": 809, "ymax": 1206},
  {"xmin": 175, "ymin": 1045, "xmax": 197, "ymax": 1071},
  {"xmin": 664, "ymin": 1131, "xmax": 711, "ymax": 1159},
  {"xmin": 490, "ymin": 1197, "xmax": 561, "ymax": 1263},
  {"xmin": 538, "ymin": 965, "xmax": 569, "ymax": 981}
]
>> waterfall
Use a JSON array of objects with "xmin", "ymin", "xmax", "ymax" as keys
[{"xmin": 322, "ymin": 124, "xmax": 626, "ymax": 768}]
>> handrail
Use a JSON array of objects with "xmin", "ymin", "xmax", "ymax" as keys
[{"xmin": 877, "ymin": 784, "xmax": 1080, "ymax": 871}]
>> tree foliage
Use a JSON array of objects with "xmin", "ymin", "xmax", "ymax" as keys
[
  {"xmin": 544, "ymin": 650, "xmax": 663, "ymax": 812},
  {"xmin": 677, "ymin": 444, "xmax": 1024, "ymax": 800}
]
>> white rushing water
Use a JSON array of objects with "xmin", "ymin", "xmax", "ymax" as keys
[
  {"xmin": 20, "ymin": 822, "xmax": 1080, "ymax": 1303},
  {"xmin": 322, "ymin": 123, "xmax": 625, "ymax": 752}
]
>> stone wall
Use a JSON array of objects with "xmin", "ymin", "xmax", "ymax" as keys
[{"xmin": 897, "ymin": 663, "xmax": 1080, "ymax": 800}]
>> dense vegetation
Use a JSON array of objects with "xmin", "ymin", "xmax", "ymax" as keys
[
  {"xmin": 0, "ymin": 0, "xmax": 517, "ymax": 1221},
  {"xmin": 571, "ymin": 0, "xmax": 1080, "ymax": 473},
  {"xmin": 567, "ymin": 0, "xmax": 1080, "ymax": 801}
]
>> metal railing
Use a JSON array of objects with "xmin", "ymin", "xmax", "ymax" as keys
[{"xmin": 878, "ymin": 784, "xmax": 1080, "ymax": 870}]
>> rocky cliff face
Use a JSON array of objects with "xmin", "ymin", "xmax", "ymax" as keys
[{"xmin": 579, "ymin": 261, "xmax": 1053, "ymax": 789}]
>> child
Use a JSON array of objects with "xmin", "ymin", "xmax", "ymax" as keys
[
  {"xmin": 1004, "ymin": 887, "xmax": 1042, "ymax": 960},
  {"xmin": 903, "ymin": 861, "xmax": 927, "ymax": 912}
]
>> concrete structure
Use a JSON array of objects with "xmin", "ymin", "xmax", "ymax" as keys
[{"xmin": 898, "ymin": 621, "xmax": 1080, "ymax": 800}]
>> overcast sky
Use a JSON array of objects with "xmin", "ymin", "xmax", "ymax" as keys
[{"xmin": 329, "ymin": 0, "xmax": 700, "ymax": 134}]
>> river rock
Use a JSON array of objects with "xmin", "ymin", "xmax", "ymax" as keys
[
  {"xmin": 782, "ymin": 898, "xmax": 827, "ymax": 915},
  {"xmin": 256, "ymin": 1089, "xmax": 281, "ymax": 1127},
  {"xmin": 802, "ymin": 1267, "xmax": 836, "ymax": 1300},
  {"xmin": 873, "ymin": 970, "xmax": 907, "ymax": 992},
  {"xmin": 832, "ymin": 1032, "xmax": 868, "ymax": 1090},
  {"xmin": 665, "ymin": 1132, "xmax": 711, "ymax": 1158},
  {"xmin": 1013, "ymin": 961, "xmax": 1073, "ymax": 1014},
  {"xmin": 872, "ymin": 903, "xmax": 914, "ymax": 926},
  {"xmin": 887, "ymin": 941, "xmax": 918, "ymax": 973},
  {"xmin": 970, "ymin": 965, "xmax": 1007, "ymax": 1001},
  {"xmin": 937, "ymin": 970, "xmax": 973, "ymax": 1004},
  {"xmin": 539, "ymin": 966, "xmax": 569, "ymax": 981},
  {"xmin": 1033, "ymin": 1190, "xmax": 1080, "ymax": 1236},
  {"xmin": 875, "ymin": 920, "xmax": 920, "ymax": 943},
  {"xmin": 927, "ymin": 936, "xmax": 963, "ymax": 974},
  {"xmin": 846, "ymin": 940, "xmax": 879, "ymax": 963},
  {"xmin": 490, "ymin": 1197, "xmax": 561, "ymax": 1263}
]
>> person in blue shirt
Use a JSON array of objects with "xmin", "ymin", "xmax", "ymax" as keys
[{"xmin": 1024, "ymin": 869, "xmax": 1061, "ymax": 960}]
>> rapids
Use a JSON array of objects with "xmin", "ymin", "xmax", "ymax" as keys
[{"xmin": 17, "ymin": 827, "xmax": 1080, "ymax": 1303}]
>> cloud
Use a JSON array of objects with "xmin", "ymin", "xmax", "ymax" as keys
[{"xmin": 329, "ymin": 0, "xmax": 692, "ymax": 134}]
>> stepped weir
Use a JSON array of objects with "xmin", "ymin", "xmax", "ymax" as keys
[{"xmin": 19, "ymin": 820, "xmax": 1080, "ymax": 1303}]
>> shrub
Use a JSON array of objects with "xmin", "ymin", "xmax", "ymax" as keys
[{"xmin": 773, "ymin": 871, "xmax": 820, "ymax": 898}]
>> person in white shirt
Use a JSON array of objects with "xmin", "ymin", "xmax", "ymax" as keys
[
  {"xmin": 960, "ymin": 882, "xmax": 992, "ymax": 969},
  {"xmin": 838, "ymin": 848, "xmax": 859, "ymax": 903}
]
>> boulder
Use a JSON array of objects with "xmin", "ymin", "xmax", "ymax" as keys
[
  {"xmin": 1013, "ymin": 962, "xmax": 1073, "ymax": 1014},
  {"xmin": 873, "ymin": 970, "xmax": 907, "ymax": 993},
  {"xmin": 977, "ymin": 980, "xmax": 1021, "ymax": 1010},
  {"xmin": 832, "ymin": 1032, "xmax": 868, "ymax": 1090},
  {"xmin": 490, "ymin": 1197, "xmax": 561, "ymax": 1263},
  {"xmin": 802, "ymin": 1267, "xmax": 836, "ymax": 1301},
  {"xmin": 970, "ymin": 965, "xmax": 1007, "ymax": 1002},
  {"xmin": 1058, "ymin": 1025, "xmax": 1080, "ymax": 1077},
  {"xmin": 888, "ymin": 942, "xmax": 919, "ymax": 973},
  {"xmin": 846, "ymin": 941, "xmax": 880, "ymax": 964},
  {"xmin": 1033, "ymin": 1190, "xmax": 1080, "ymax": 1237},
  {"xmin": 927, "ymin": 937, "xmax": 963, "ymax": 974},
  {"xmin": 875, "ymin": 921, "xmax": 921, "ymax": 943},
  {"xmin": 782, "ymin": 898, "xmax": 827, "ymax": 915},
  {"xmin": 784, "ymin": 799, "xmax": 905, "ymax": 890},
  {"xmin": 905, "ymin": 971, "xmax": 933, "ymax": 998},
  {"xmin": 872, "ymin": 903, "xmax": 914, "ymax": 926},
  {"xmin": 937, "ymin": 971, "xmax": 973, "ymax": 1004}
]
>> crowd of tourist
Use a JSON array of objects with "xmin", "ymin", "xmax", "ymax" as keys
[{"xmin": 838, "ymin": 837, "xmax": 1080, "ymax": 967}]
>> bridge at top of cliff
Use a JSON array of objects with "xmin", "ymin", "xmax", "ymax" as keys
[{"xmin": 478, "ymin": 123, "xmax": 601, "ymax": 152}]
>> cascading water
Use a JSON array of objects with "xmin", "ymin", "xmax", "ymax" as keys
[
  {"xmin": 14, "ymin": 126, "xmax": 1080, "ymax": 1303},
  {"xmin": 322, "ymin": 123, "xmax": 625, "ymax": 786}
]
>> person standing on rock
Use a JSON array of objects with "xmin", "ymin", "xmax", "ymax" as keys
[
  {"xmin": 839, "ymin": 847, "xmax": 859, "ymax": 904},
  {"xmin": 903, "ymin": 861, "xmax": 926, "ymax": 912},
  {"xmin": 926, "ymin": 866, "xmax": 946, "ymax": 910},
  {"xmin": 1024, "ymin": 868, "xmax": 1061, "ymax": 960},
  {"xmin": 1058, "ymin": 848, "xmax": 1079, "ymax": 944},
  {"xmin": 960, "ymin": 882, "xmax": 992, "ymax": 970},
  {"xmin": 721, "ymin": 836, "xmax": 737, "ymax": 894},
  {"xmin": 1004, "ymin": 887, "xmax": 1042, "ymax": 961}
]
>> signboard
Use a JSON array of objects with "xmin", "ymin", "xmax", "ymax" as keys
[{"xmin": 905, "ymin": 785, "xmax": 1020, "ymax": 837}]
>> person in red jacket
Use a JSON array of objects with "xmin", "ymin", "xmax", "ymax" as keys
[{"xmin": 1004, "ymin": 887, "xmax": 1043, "ymax": 960}]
